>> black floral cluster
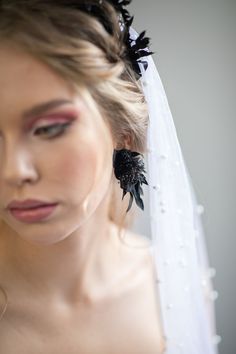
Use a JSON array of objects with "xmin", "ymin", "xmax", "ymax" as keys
[
  {"xmin": 113, "ymin": 149, "xmax": 148, "ymax": 212},
  {"xmin": 77, "ymin": 0, "xmax": 154, "ymax": 79},
  {"xmin": 107, "ymin": 0, "xmax": 154, "ymax": 78}
]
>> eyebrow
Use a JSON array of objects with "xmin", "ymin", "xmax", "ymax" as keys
[{"xmin": 22, "ymin": 99, "xmax": 74, "ymax": 120}]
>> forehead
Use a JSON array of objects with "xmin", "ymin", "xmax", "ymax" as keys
[{"xmin": 0, "ymin": 43, "xmax": 75, "ymax": 118}]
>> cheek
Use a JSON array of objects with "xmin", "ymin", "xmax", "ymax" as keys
[
  {"xmin": 53, "ymin": 144, "xmax": 98, "ymax": 195},
  {"xmin": 40, "ymin": 116, "xmax": 114, "ymax": 213}
]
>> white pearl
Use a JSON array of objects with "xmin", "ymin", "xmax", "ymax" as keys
[
  {"xmin": 177, "ymin": 342, "xmax": 184, "ymax": 348},
  {"xmin": 179, "ymin": 242, "xmax": 185, "ymax": 248},
  {"xmin": 212, "ymin": 334, "xmax": 222, "ymax": 345},
  {"xmin": 159, "ymin": 200, "xmax": 166, "ymax": 206},
  {"xmin": 167, "ymin": 303, "xmax": 173, "ymax": 309},
  {"xmin": 179, "ymin": 259, "xmax": 187, "ymax": 267},
  {"xmin": 153, "ymin": 184, "xmax": 161, "ymax": 192},
  {"xmin": 209, "ymin": 290, "xmax": 219, "ymax": 301},
  {"xmin": 208, "ymin": 267, "xmax": 216, "ymax": 278},
  {"xmin": 196, "ymin": 204, "xmax": 204, "ymax": 214},
  {"xmin": 164, "ymin": 259, "xmax": 171, "ymax": 266},
  {"xmin": 175, "ymin": 160, "xmax": 180, "ymax": 166},
  {"xmin": 184, "ymin": 286, "xmax": 190, "ymax": 292},
  {"xmin": 147, "ymin": 148, "xmax": 155, "ymax": 153},
  {"xmin": 160, "ymin": 207, "xmax": 167, "ymax": 213}
]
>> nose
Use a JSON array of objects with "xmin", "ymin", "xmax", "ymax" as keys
[{"xmin": 1, "ymin": 143, "xmax": 39, "ymax": 187}]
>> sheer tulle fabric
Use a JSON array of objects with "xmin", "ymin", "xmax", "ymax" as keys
[{"xmin": 129, "ymin": 27, "xmax": 220, "ymax": 354}]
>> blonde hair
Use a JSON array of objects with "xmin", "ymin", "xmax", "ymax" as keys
[{"xmin": 0, "ymin": 1, "xmax": 149, "ymax": 227}]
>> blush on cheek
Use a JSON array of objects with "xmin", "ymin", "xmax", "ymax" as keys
[{"xmin": 56, "ymin": 146, "xmax": 99, "ymax": 198}]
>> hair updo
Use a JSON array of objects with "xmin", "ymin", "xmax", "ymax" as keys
[{"xmin": 0, "ymin": 0, "xmax": 149, "ymax": 228}]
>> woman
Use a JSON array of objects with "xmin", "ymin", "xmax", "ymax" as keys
[
  {"xmin": 0, "ymin": 1, "xmax": 219, "ymax": 353},
  {"xmin": 0, "ymin": 1, "xmax": 166, "ymax": 353}
]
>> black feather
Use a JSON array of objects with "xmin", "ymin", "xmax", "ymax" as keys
[
  {"xmin": 106, "ymin": 0, "xmax": 154, "ymax": 78},
  {"xmin": 113, "ymin": 149, "xmax": 148, "ymax": 213}
]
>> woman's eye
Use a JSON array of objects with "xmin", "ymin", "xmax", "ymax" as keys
[{"xmin": 33, "ymin": 122, "xmax": 71, "ymax": 139}]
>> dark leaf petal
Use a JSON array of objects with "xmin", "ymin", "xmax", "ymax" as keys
[
  {"xmin": 122, "ymin": 189, "xmax": 127, "ymax": 199},
  {"xmin": 126, "ymin": 192, "xmax": 134, "ymax": 212}
]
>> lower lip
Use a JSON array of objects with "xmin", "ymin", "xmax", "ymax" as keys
[{"xmin": 9, "ymin": 204, "xmax": 58, "ymax": 223}]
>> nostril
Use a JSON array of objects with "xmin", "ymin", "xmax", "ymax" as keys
[
  {"xmin": 2, "ymin": 156, "xmax": 38, "ymax": 186},
  {"xmin": 1, "ymin": 143, "xmax": 38, "ymax": 186}
]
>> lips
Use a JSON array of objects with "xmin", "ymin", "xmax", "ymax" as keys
[
  {"xmin": 7, "ymin": 199, "xmax": 57, "ymax": 210},
  {"xmin": 8, "ymin": 203, "xmax": 58, "ymax": 223},
  {"xmin": 5, "ymin": 198, "xmax": 59, "ymax": 223}
]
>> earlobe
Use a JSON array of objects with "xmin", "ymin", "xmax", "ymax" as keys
[
  {"xmin": 124, "ymin": 134, "xmax": 132, "ymax": 149},
  {"xmin": 115, "ymin": 134, "xmax": 132, "ymax": 151}
]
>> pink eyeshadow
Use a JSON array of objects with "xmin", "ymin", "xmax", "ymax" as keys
[{"xmin": 25, "ymin": 110, "xmax": 78, "ymax": 130}]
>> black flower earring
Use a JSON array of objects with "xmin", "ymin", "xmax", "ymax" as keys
[{"xmin": 113, "ymin": 149, "xmax": 148, "ymax": 213}]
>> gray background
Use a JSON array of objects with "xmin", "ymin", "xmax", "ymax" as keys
[{"xmin": 129, "ymin": 1, "xmax": 236, "ymax": 354}]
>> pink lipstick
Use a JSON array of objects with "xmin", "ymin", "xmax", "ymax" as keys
[{"xmin": 7, "ymin": 199, "xmax": 58, "ymax": 223}]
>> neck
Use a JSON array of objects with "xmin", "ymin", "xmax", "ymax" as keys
[{"xmin": 0, "ymin": 197, "xmax": 123, "ymax": 308}]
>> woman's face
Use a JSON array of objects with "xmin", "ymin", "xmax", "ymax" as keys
[{"xmin": 0, "ymin": 43, "xmax": 115, "ymax": 245}]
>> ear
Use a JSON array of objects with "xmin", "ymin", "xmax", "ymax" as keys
[{"xmin": 115, "ymin": 134, "xmax": 132, "ymax": 150}]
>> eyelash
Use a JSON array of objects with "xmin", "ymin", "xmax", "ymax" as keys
[{"xmin": 33, "ymin": 122, "xmax": 72, "ymax": 139}]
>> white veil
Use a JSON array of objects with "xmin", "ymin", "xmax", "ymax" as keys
[{"xmin": 129, "ymin": 27, "xmax": 221, "ymax": 354}]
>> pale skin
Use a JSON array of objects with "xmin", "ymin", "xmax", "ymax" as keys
[{"xmin": 0, "ymin": 43, "xmax": 166, "ymax": 353}]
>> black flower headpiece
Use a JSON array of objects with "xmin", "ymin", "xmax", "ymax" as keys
[
  {"xmin": 79, "ymin": 0, "xmax": 154, "ymax": 79},
  {"xmin": 107, "ymin": 0, "xmax": 154, "ymax": 78},
  {"xmin": 113, "ymin": 149, "xmax": 148, "ymax": 212}
]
